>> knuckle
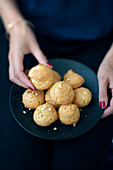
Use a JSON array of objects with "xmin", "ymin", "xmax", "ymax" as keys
[
  {"xmin": 109, "ymin": 79, "xmax": 113, "ymax": 88},
  {"xmin": 8, "ymin": 49, "xmax": 15, "ymax": 61},
  {"xmin": 9, "ymin": 75, "xmax": 15, "ymax": 82},
  {"xmin": 8, "ymin": 52, "xmax": 12, "ymax": 62},
  {"xmin": 99, "ymin": 91, "xmax": 106, "ymax": 98},
  {"xmin": 109, "ymin": 84, "xmax": 113, "ymax": 89},
  {"xmin": 8, "ymin": 54, "xmax": 11, "ymax": 60},
  {"xmin": 42, "ymin": 55, "xmax": 47, "ymax": 60},
  {"xmin": 98, "ymin": 76, "xmax": 105, "ymax": 81},
  {"xmin": 10, "ymin": 48, "xmax": 17, "ymax": 56},
  {"xmin": 98, "ymin": 77, "xmax": 108, "ymax": 85},
  {"xmin": 9, "ymin": 48, "xmax": 14, "ymax": 56},
  {"xmin": 14, "ymin": 71, "xmax": 21, "ymax": 78}
]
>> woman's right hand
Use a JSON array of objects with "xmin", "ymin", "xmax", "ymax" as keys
[{"xmin": 8, "ymin": 22, "xmax": 52, "ymax": 90}]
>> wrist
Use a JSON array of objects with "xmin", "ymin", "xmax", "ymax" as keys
[
  {"xmin": 6, "ymin": 19, "xmax": 35, "ymax": 37},
  {"xmin": 9, "ymin": 21, "xmax": 26, "ymax": 35}
]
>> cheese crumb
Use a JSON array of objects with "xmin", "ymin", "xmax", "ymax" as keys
[
  {"xmin": 35, "ymin": 93, "xmax": 39, "ymax": 95},
  {"xmin": 42, "ymin": 105, "xmax": 47, "ymax": 110},
  {"xmin": 73, "ymin": 123, "xmax": 76, "ymax": 127},
  {"xmin": 42, "ymin": 83, "xmax": 46, "ymax": 86},
  {"xmin": 23, "ymin": 111, "xmax": 26, "ymax": 114},
  {"xmin": 48, "ymin": 108, "xmax": 52, "ymax": 111},
  {"xmin": 53, "ymin": 127, "xmax": 57, "ymax": 130},
  {"xmin": 68, "ymin": 105, "xmax": 71, "ymax": 109},
  {"xmin": 57, "ymin": 83, "xmax": 62, "ymax": 88},
  {"xmin": 66, "ymin": 78, "xmax": 70, "ymax": 81}
]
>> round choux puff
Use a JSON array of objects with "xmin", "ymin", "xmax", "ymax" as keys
[
  {"xmin": 33, "ymin": 103, "xmax": 58, "ymax": 126},
  {"xmin": 51, "ymin": 70, "xmax": 61, "ymax": 86},
  {"xmin": 45, "ymin": 89, "xmax": 60, "ymax": 108},
  {"xmin": 73, "ymin": 87, "xmax": 92, "ymax": 107},
  {"xmin": 22, "ymin": 89, "xmax": 45, "ymax": 109},
  {"xmin": 28, "ymin": 64, "xmax": 53, "ymax": 90},
  {"xmin": 50, "ymin": 81, "xmax": 74, "ymax": 105},
  {"xmin": 63, "ymin": 69, "xmax": 84, "ymax": 89},
  {"xmin": 58, "ymin": 104, "xmax": 80, "ymax": 125}
]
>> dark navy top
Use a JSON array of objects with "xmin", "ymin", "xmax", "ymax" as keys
[{"xmin": 17, "ymin": 0, "xmax": 113, "ymax": 40}]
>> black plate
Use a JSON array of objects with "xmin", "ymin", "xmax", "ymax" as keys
[{"xmin": 9, "ymin": 58, "xmax": 103, "ymax": 140}]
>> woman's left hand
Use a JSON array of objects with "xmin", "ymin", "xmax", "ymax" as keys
[{"xmin": 97, "ymin": 44, "xmax": 113, "ymax": 118}]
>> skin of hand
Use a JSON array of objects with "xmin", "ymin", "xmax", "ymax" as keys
[
  {"xmin": 8, "ymin": 23, "xmax": 53, "ymax": 90},
  {"xmin": 97, "ymin": 44, "xmax": 113, "ymax": 118}
]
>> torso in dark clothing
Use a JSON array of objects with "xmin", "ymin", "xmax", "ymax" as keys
[{"xmin": 17, "ymin": 0, "xmax": 113, "ymax": 40}]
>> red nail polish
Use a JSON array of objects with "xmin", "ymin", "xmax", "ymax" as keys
[
  {"xmin": 29, "ymin": 87, "xmax": 33, "ymax": 91},
  {"xmin": 100, "ymin": 101, "xmax": 106, "ymax": 109},
  {"xmin": 46, "ymin": 62, "xmax": 53, "ymax": 67}
]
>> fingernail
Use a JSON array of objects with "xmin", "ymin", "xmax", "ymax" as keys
[
  {"xmin": 46, "ymin": 62, "xmax": 53, "ymax": 68},
  {"xmin": 28, "ymin": 87, "xmax": 34, "ymax": 91},
  {"xmin": 100, "ymin": 101, "xmax": 106, "ymax": 109}
]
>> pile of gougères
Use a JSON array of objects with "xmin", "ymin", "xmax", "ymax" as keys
[{"xmin": 22, "ymin": 64, "xmax": 92, "ymax": 127}]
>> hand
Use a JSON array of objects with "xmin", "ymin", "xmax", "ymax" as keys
[
  {"xmin": 97, "ymin": 62, "xmax": 113, "ymax": 118},
  {"xmin": 8, "ymin": 23, "xmax": 52, "ymax": 90}
]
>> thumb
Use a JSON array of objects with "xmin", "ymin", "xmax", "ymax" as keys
[
  {"xmin": 30, "ymin": 41, "xmax": 53, "ymax": 68},
  {"xmin": 98, "ymin": 77, "xmax": 108, "ymax": 109}
]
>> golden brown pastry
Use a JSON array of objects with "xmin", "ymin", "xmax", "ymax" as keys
[
  {"xmin": 50, "ymin": 81, "xmax": 74, "ymax": 104},
  {"xmin": 73, "ymin": 87, "xmax": 92, "ymax": 107},
  {"xmin": 33, "ymin": 103, "xmax": 58, "ymax": 126},
  {"xmin": 51, "ymin": 70, "xmax": 61, "ymax": 86},
  {"xmin": 28, "ymin": 64, "xmax": 53, "ymax": 90},
  {"xmin": 58, "ymin": 104, "xmax": 80, "ymax": 125},
  {"xmin": 45, "ymin": 89, "xmax": 60, "ymax": 108},
  {"xmin": 22, "ymin": 89, "xmax": 45, "ymax": 109},
  {"xmin": 63, "ymin": 69, "xmax": 84, "ymax": 89}
]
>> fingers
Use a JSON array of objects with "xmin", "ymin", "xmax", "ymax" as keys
[
  {"xmin": 102, "ymin": 93, "xmax": 113, "ymax": 118},
  {"xmin": 9, "ymin": 64, "xmax": 28, "ymax": 88},
  {"xmin": 98, "ymin": 77, "xmax": 108, "ymax": 109},
  {"xmin": 30, "ymin": 40, "xmax": 53, "ymax": 68},
  {"xmin": 15, "ymin": 71, "xmax": 35, "ymax": 90},
  {"xmin": 9, "ymin": 51, "xmax": 35, "ymax": 90},
  {"xmin": 8, "ymin": 38, "xmax": 53, "ymax": 89},
  {"xmin": 101, "ymin": 86, "xmax": 113, "ymax": 118},
  {"xmin": 97, "ymin": 63, "xmax": 113, "ymax": 118},
  {"xmin": 101, "ymin": 105, "xmax": 113, "ymax": 118}
]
